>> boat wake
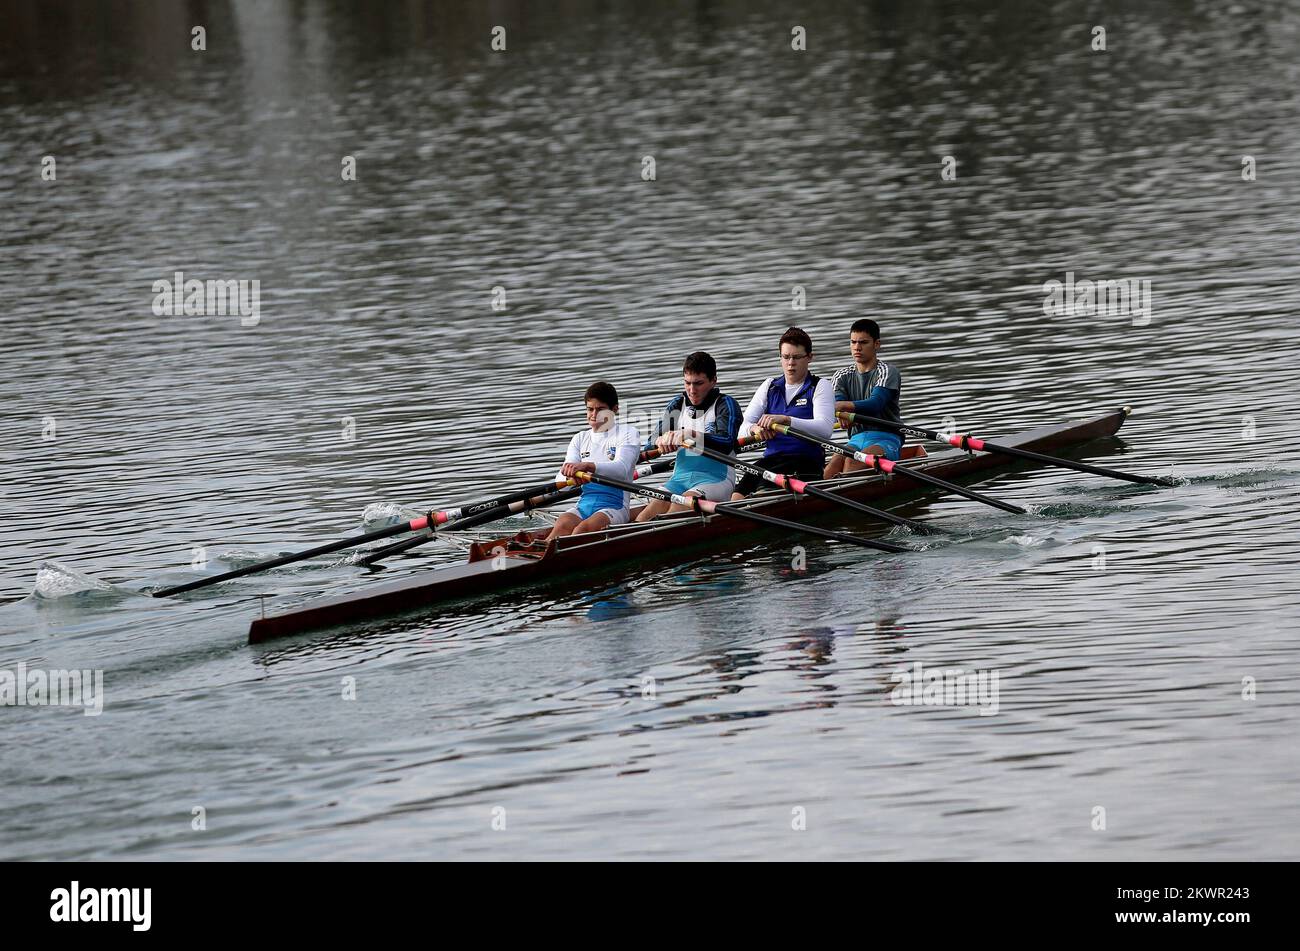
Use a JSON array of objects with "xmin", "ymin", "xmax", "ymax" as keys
[
  {"xmin": 1201, "ymin": 466, "xmax": 1298, "ymax": 490},
  {"xmin": 218, "ymin": 546, "xmax": 392, "ymax": 572},
  {"xmin": 31, "ymin": 561, "xmax": 141, "ymax": 603},
  {"xmin": 1030, "ymin": 500, "xmax": 1147, "ymax": 519},
  {"xmin": 1051, "ymin": 477, "xmax": 1177, "ymax": 496},
  {"xmin": 1002, "ymin": 534, "xmax": 1049, "ymax": 548}
]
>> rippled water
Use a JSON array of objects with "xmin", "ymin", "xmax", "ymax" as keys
[{"xmin": 2, "ymin": 0, "xmax": 1299, "ymax": 860}]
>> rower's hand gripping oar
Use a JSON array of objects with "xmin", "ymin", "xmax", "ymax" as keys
[
  {"xmin": 358, "ymin": 484, "xmax": 582, "ymax": 568},
  {"xmin": 772, "ymin": 423, "xmax": 1027, "ymax": 515},
  {"xmin": 837, "ymin": 410, "xmax": 1177, "ymax": 488},
  {"xmin": 573, "ymin": 471, "xmax": 909, "ymax": 554},
  {"xmin": 359, "ymin": 457, "xmax": 673, "ymax": 567},
  {"xmin": 680, "ymin": 438, "xmax": 938, "ymax": 535}
]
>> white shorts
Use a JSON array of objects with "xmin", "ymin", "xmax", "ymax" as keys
[{"xmin": 677, "ymin": 478, "xmax": 735, "ymax": 502}]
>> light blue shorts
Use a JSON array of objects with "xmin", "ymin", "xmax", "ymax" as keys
[
  {"xmin": 572, "ymin": 495, "xmax": 630, "ymax": 524},
  {"xmin": 847, "ymin": 430, "xmax": 902, "ymax": 461}
]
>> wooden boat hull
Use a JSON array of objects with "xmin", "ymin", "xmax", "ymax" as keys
[{"xmin": 248, "ymin": 408, "xmax": 1130, "ymax": 643}]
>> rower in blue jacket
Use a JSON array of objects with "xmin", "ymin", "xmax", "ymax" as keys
[
  {"xmin": 825, "ymin": 318, "xmax": 904, "ymax": 478},
  {"xmin": 635, "ymin": 351, "xmax": 743, "ymax": 521}
]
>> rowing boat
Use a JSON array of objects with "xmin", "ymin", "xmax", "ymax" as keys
[
  {"xmin": 247, "ymin": 408, "xmax": 1130, "ymax": 643},
  {"xmin": 248, "ymin": 408, "xmax": 1131, "ymax": 643}
]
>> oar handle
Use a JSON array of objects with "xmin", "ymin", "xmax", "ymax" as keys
[
  {"xmin": 836, "ymin": 410, "xmax": 935, "ymax": 443},
  {"xmin": 362, "ymin": 458, "xmax": 676, "ymax": 568},
  {"xmin": 360, "ymin": 485, "xmax": 582, "ymax": 566},
  {"xmin": 430, "ymin": 447, "xmax": 664, "ymax": 522},
  {"xmin": 680, "ymin": 438, "xmax": 790, "ymax": 488}
]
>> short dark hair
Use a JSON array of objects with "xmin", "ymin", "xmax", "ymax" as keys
[
  {"xmin": 682, "ymin": 351, "xmax": 717, "ymax": 380},
  {"xmin": 584, "ymin": 381, "xmax": 619, "ymax": 410},
  {"xmin": 779, "ymin": 326, "xmax": 813, "ymax": 354},
  {"xmin": 850, "ymin": 319, "xmax": 880, "ymax": 340}
]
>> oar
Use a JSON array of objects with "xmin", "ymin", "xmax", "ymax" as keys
[
  {"xmin": 680, "ymin": 438, "xmax": 938, "ymax": 534},
  {"xmin": 772, "ymin": 423, "xmax": 1027, "ymax": 515},
  {"xmin": 152, "ymin": 473, "xmax": 609, "ymax": 596},
  {"xmin": 405, "ymin": 479, "xmax": 573, "ymax": 527},
  {"xmin": 574, "ymin": 472, "xmax": 909, "ymax": 554},
  {"xmin": 838, "ymin": 410, "xmax": 1177, "ymax": 487},
  {"xmin": 431, "ymin": 446, "xmax": 661, "ymax": 523},
  {"xmin": 358, "ymin": 485, "xmax": 580, "ymax": 567},
  {"xmin": 155, "ymin": 450, "xmax": 676, "ymax": 592},
  {"xmin": 359, "ymin": 457, "xmax": 674, "ymax": 566},
  {"xmin": 152, "ymin": 506, "xmax": 457, "ymax": 597}
]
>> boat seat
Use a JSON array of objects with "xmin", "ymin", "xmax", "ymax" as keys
[{"xmin": 900, "ymin": 444, "xmax": 928, "ymax": 460}]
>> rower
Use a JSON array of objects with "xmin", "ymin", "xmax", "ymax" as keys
[
  {"xmin": 731, "ymin": 327, "xmax": 834, "ymax": 499},
  {"xmin": 635, "ymin": 351, "xmax": 743, "ymax": 521},
  {"xmin": 552, "ymin": 382, "xmax": 643, "ymax": 538},
  {"xmin": 824, "ymin": 318, "xmax": 904, "ymax": 478}
]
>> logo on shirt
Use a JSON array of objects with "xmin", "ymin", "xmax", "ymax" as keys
[
  {"xmin": 794, "ymin": 398, "xmax": 809, "ymax": 407},
  {"xmin": 606, "ymin": 447, "xmax": 617, "ymax": 460}
]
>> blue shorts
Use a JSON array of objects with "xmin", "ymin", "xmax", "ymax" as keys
[
  {"xmin": 847, "ymin": 430, "xmax": 902, "ymax": 461},
  {"xmin": 573, "ymin": 494, "xmax": 629, "ymax": 524}
]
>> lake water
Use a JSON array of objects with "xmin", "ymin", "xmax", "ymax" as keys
[{"xmin": 2, "ymin": 0, "xmax": 1298, "ymax": 860}]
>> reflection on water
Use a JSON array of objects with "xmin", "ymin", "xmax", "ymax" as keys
[{"xmin": 2, "ymin": 0, "xmax": 1299, "ymax": 860}]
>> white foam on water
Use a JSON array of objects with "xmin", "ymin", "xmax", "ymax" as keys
[
  {"xmin": 1004, "ymin": 535, "xmax": 1045, "ymax": 548},
  {"xmin": 32, "ymin": 561, "xmax": 118, "ymax": 600},
  {"xmin": 361, "ymin": 501, "xmax": 421, "ymax": 530}
]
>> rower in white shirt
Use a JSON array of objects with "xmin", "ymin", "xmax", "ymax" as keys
[{"xmin": 552, "ymin": 381, "xmax": 642, "ymax": 538}]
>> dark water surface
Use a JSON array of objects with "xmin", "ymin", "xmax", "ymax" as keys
[{"xmin": 2, "ymin": 0, "xmax": 1298, "ymax": 860}]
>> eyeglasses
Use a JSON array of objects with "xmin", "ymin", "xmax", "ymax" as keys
[{"xmin": 780, "ymin": 353, "xmax": 810, "ymax": 362}]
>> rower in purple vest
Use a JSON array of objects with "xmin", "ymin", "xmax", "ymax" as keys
[{"xmin": 732, "ymin": 327, "xmax": 835, "ymax": 499}]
